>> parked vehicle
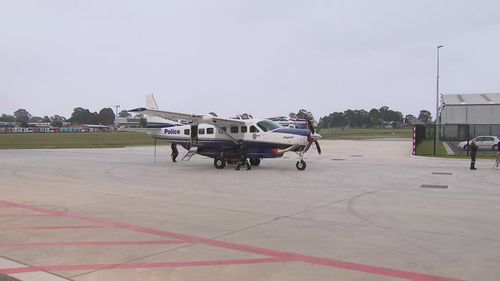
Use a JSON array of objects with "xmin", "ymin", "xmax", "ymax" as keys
[{"xmin": 458, "ymin": 136, "xmax": 500, "ymax": 151}]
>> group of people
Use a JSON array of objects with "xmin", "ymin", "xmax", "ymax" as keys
[
  {"xmin": 469, "ymin": 140, "xmax": 500, "ymax": 170},
  {"xmin": 170, "ymin": 141, "xmax": 251, "ymax": 170}
]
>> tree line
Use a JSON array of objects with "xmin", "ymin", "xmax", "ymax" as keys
[
  {"xmin": 1, "ymin": 106, "xmax": 433, "ymax": 129},
  {"xmin": 317, "ymin": 107, "xmax": 432, "ymax": 129},
  {"xmin": 0, "ymin": 107, "xmax": 133, "ymax": 127}
]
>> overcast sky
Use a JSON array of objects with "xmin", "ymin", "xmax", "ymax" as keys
[{"xmin": 1, "ymin": 0, "xmax": 500, "ymax": 120}]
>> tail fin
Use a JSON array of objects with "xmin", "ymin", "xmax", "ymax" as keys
[{"xmin": 146, "ymin": 94, "xmax": 159, "ymax": 110}]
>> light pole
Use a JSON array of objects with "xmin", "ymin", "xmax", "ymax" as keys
[{"xmin": 434, "ymin": 45, "xmax": 443, "ymax": 155}]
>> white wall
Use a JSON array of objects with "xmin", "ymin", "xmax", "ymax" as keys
[{"xmin": 442, "ymin": 105, "xmax": 500, "ymax": 124}]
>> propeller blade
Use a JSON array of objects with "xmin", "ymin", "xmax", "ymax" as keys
[
  {"xmin": 314, "ymin": 140, "xmax": 322, "ymax": 155},
  {"xmin": 307, "ymin": 119, "xmax": 315, "ymax": 134}
]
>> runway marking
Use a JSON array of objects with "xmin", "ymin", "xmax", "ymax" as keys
[
  {"xmin": 0, "ymin": 240, "xmax": 185, "ymax": 249},
  {"xmin": 0, "ymin": 225, "xmax": 107, "ymax": 231},
  {"xmin": 0, "ymin": 200, "xmax": 463, "ymax": 281},
  {"xmin": 0, "ymin": 214, "xmax": 53, "ymax": 217}
]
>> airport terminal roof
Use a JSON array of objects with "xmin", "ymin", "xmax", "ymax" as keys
[{"xmin": 442, "ymin": 93, "xmax": 500, "ymax": 105}]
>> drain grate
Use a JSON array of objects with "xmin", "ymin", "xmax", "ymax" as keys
[
  {"xmin": 421, "ymin": 184, "xmax": 448, "ymax": 189},
  {"xmin": 432, "ymin": 172, "xmax": 453, "ymax": 175}
]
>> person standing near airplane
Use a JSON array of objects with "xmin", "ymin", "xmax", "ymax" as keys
[
  {"xmin": 470, "ymin": 139, "xmax": 478, "ymax": 170},
  {"xmin": 235, "ymin": 141, "xmax": 251, "ymax": 170},
  {"xmin": 495, "ymin": 140, "xmax": 500, "ymax": 169},
  {"xmin": 171, "ymin": 143, "xmax": 179, "ymax": 162}
]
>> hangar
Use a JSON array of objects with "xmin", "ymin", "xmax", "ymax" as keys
[{"xmin": 440, "ymin": 93, "xmax": 500, "ymax": 140}]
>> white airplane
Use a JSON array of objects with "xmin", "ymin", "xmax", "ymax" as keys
[{"xmin": 128, "ymin": 107, "xmax": 322, "ymax": 170}]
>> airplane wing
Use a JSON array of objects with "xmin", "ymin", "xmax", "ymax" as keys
[{"xmin": 128, "ymin": 108, "xmax": 246, "ymax": 126}]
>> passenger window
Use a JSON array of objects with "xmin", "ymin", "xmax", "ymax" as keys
[
  {"xmin": 230, "ymin": 126, "xmax": 239, "ymax": 133},
  {"xmin": 207, "ymin": 128, "xmax": 214, "ymax": 134},
  {"xmin": 250, "ymin": 126, "xmax": 259, "ymax": 133},
  {"xmin": 241, "ymin": 126, "xmax": 247, "ymax": 133},
  {"xmin": 184, "ymin": 129, "xmax": 190, "ymax": 135},
  {"xmin": 198, "ymin": 128, "xmax": 205, "ymax": 135}
]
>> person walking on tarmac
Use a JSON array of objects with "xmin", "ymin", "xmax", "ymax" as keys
[
  {"xmin": 470, "ymin": 139, "xmax": 478, "ymax": 170},
  {"xmin": 235, "ymin": 141, "xmax": 251, "ymax": 170},
  {"xmin": 171, "ymin": 143, "xmax": 179, "ymax": 163}
]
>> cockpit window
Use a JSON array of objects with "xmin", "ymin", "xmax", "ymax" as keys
[{"xmin": 256, "ymin": 120, "xmax": 281, "ymax": 132}]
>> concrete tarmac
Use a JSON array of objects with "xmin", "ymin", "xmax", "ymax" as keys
[{"xmin": 0, "ymin": 139, "xmax": 499, "ymax": 281}]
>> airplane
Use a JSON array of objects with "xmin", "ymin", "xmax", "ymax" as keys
[{"xmin": 128, "ymin": 106, "xmax": 322, "ymax": 170}]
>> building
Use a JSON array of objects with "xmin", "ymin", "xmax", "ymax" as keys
[{"xmin": 440, "ymin": 93, "xmax": 500, "ymax": 140}]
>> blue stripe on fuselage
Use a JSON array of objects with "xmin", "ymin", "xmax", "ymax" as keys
[{"xmin": 273, "ymin": 128, "xmax": 310, "ymax": 136}]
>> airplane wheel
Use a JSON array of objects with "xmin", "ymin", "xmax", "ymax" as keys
[
  {"xmin": 250, "ymin": 158, "xmax": 261, "ymax": 166},
  {"xmin": 214, "ymin": 158, "xmax": 226, "ymax": 169},
  {"xmin": 296, "ymin": 160, "xmax": 306, "ymax": 171}
]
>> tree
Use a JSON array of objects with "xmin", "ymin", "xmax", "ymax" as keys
[
  {"xmin": 97, "ymin": 108, "xmax": 115, "ymax": 125},
  {"xmin": 418, "ymin": 110, "xmax": 432, "ymax": 124},
  {"xmin": 69, "ymin": 107, "xmax": 97, "ymax": 124},
  {"xmin": 118, "ymin": 110, "xmax": 131, "ymax": 118},
  {"xmin": 30, "ymin": 116, "xmax": 43, "ymax": 123},
  {"xmin": 42, "ymin": 116, "xmax": 51, "ymax": 123},
  {"xmin": 331, "ymin": 112, "xmax": 346, "ymax": 128},
  {"xmin": 0, "ymin": 114, "xmax": 16, "ymax": 122},
  {"xmin": 50, "ymin": 115, "xmax": 66, "ymax": 127},
  {"xmin": 378, "ymin": 106, "xmax": 403, "ymax": 127},
  {"xmin": 14, "ymin": 109, "xmax": 31, "ymax": 126},
  {"xmin": 139, "ymin": 117, "xmax": 147, "ymax": 128},
  {"xmin": 344, "ymin": 109, "xmax": 369, "ymax": 128},
  {"xmin": 295, "ymin": 109, "xmax": 314, "ymax": 121},
  {"xmin": 51, "ymin": 119, "xmax": 63, "ymax": 127},
  {"xmin": 404, "ymin": 114, "xmax": 416, "ymax": 124},
  {"xmin": 368, "ymin": 108, "xmax": 381, "ymax": 128},
  {"xmin": 50, "ymin": 115, "xmax": 66, "ymax": 122}
]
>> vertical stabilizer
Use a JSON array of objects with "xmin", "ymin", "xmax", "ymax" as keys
[{"xmin": 146, "ymin": 94, "xmax": 159, "ymax": 110}]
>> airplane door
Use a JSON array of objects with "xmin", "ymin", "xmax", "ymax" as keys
[{"xmin": 190, "ymin": 124, "xmax": 198, "ymax": 147}]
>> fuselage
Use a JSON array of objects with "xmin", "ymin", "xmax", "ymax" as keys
[{"xmin": 153, "ymin": 119, "xmax": 313, "ymax": 160}]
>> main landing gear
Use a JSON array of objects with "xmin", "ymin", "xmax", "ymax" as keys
[
  {"xmin": 214, "ymin": 157, "xmax": 261, "ymax": 169},
  {"xmin": 249, "ymin": 158, "xmax": 260, "ymax": 166},
  {"xmin": 214, "ymin": 157, "xmax": 226, "ymax": 169}
]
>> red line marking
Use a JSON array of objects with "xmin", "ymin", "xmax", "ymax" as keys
[
  {"xmin": 0, "ymin": 240, "xmax": 185, "ymax": 249},
  {"xmin": 0, "ymin": 200, "xmax": 463, "ymax": 281},
  {"xmin": 0, "ymin": 225, "xmax": 107, "ymax": 231},
  {"xmin": 0, "ymin": 214, "xmax": 53, "ymax": 217},
  {"xmin": 0, "ymin": 258, "xmax": 288, "ymax": 275}
]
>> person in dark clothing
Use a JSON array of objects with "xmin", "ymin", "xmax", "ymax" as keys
[
  {"xmin": 470, "ymin": 139, "xmax": 478, "ymax": 170},
  {"xmin": 495, "ymin": 140, "xmax": 500, "ymax": 169},
  {"xmin": 235, "ymin": 141, "xmax": 251, "ymax": 170},
  {"xmin": 171, "ymin": 143, "xmax": 179, "ymax": 162}
]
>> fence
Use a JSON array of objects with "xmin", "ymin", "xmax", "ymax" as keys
[{"xmin": 413, "ymin": 124, "xmax": 500, "ymax": 156}]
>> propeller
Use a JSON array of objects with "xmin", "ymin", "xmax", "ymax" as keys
[{"xmin": 306, "ymin": 119, "xmax": 322, "ymax": 155}]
